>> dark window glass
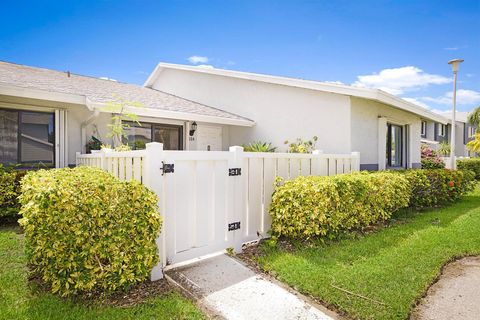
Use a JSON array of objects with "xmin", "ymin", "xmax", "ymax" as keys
[
  {"xmin": 386, "ymin": 123, "xmax": 403, "ymax": 168},
  {"xmin": 153, "ymin": 125, "xmax": 182, "ymax": 150},
  {"xmin": 123, "ymin": 122, "xmax": 152, "ymax": 150},
  {"xmin": 123, "ymin": 121, "xmax": 183, "ymax": 150},
  {"xmin": 0, "ymin": 109, "xmax": 55, "ymax": 167},
  {"xmin": 0, "ymin": 110, "xmax": 18, "ymax": 164}
]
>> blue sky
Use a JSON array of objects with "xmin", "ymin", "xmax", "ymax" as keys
[{"xmin": 1, "ymin": 0, "xmax": 479, "ymax": 112}]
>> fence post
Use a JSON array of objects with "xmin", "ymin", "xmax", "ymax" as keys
[
  {"xmin": 351, "ymin": 151, "xmax": 360, "ymax": 171},
  {"xmin": 144, "ymin": 142, "xmax": 165, "ymax": 281},
  {"xmin": 311, "ymin": 150, "xmax": 323, "ymax": 175},
  {"xmin": 75, "ymin": 152, "xmax": 81, "ymax": 166},
  {"xmin": 228, "ymin": 146, "xmax": 245, "ymax": 253}
]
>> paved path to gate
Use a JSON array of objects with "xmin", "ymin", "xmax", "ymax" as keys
[
  {"xmin": 166, "ymin": 254, "xmax": 337, "ymax": 320},
  {"xmin": 412, "ymin": 256, "xmax": 480, "ymax": 320}
]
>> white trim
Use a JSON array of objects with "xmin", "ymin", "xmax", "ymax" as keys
[
  {"xmin": 147, "ymin": 62, "xmax": 448, "ymax": 124},
  {"xmin": 0, "ymin": 83, "xmax": 85, "ymax": 105},
  {"xmin": 90, "ymin": 102, "xmax": 255, "ymax": 127},
  {"xmin": 0, "ymin": 101, "xmax": 59, "ymax": 112},
  {"xmin": 421, "ymin": 138, "xmax": 439, "ymax": 144}
]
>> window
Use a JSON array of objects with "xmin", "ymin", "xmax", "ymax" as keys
[
  {"xmin": 386, "ymin": 123, "xmax": 403, "ymax": 168},
  {"xmin": 421, "ymin": 121, "xmax": 427, "ymax": 137},
  {"xmin": 123, "ymin": 121, "xmax": 183, "ymax": 150},
  {"xmin": 0, "ymin": 109, "xmax": 55, "ymax": 167},
  {"xmin": 468, "ymin": 125, "xmax": 476, "ymax": 138},
  {"xmin": 438, "ymin": 123, "xmax": 446, "ymax": 137}
]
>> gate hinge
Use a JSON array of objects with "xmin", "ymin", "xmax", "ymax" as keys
[
  {"xmin": 228, "ymin": 221, "xmax": 241, "ymax": 231},
  {"xmin": 160, "ymin": 161, "xmax": 174, "ymax": 175},
  {"xmin": 229, "ymin": 168, "xmax": 241, "ymax": 176}
]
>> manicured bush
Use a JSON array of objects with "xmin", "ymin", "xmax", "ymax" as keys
[
  {"xmin": 269, "ymin": 172, "xmax": 411, "ymax": 239},
  {"xmin": 402, "ymin": 169, "xmax": 476, "ymax": 208},
  {"xmin": 0, "ymin": 165, "xmax": 24, "ymax": 218},
  {"xmin": 270, "ymin": 169, "xmax": 476, "ymax": 240},
  {"xmin": 457, "ymin": 158, "xmax": 480, "ymax": 180},
  {"xmin": 18, "ymin": 166, "xmax": 162, "ymax": 297}
]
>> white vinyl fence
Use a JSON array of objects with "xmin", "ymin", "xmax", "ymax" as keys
[{"xmin": 76, "ymin": 144, "xmax": 360, "ymax": 279}]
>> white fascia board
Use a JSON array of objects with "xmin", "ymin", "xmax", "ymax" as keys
[
  {"xmin": 89, "ymin": 102, "xmax": 255, "ymax": 127},
  {"xmin": 146, "ymin": 63, "xmax": 450, "ymax": 124},
  {"xmin": 375, "ymin": 91, "xmax": 449, "ymax": 124},
  {"xmin": 0, "ymin": 83, "xmax": 86, "ymax": 105}
]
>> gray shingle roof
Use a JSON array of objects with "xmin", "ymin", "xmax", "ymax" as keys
[{"xmin": 0, "ymin": 61, "xmax": 252, "ymax": 122}]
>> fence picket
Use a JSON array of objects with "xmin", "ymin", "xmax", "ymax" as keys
[{"xmin": 76, "ymin": 147, "xmax": 360, "ymax": 271}]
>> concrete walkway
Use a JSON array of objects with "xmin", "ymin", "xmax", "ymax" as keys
[
  {"xmin": 165, "ymin": 254, "xmax": 337, "ymax": 320},
  {"xmin": 412, "ymin": 256, "xmax": 480, "ymax": 320}
]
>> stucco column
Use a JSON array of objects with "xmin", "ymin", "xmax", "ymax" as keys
[{"xmin": 378, "ymin": 117, "xmax": 387, "ymax": 170}]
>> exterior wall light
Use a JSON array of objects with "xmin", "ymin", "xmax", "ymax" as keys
[{"xmin": 189, "ymin": 121, "xmax": 197, "ymax": 137}]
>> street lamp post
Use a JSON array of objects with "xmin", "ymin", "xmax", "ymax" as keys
[{"xmin": 448, "ymin": 58, "xmax": 464, "ymax": 170}]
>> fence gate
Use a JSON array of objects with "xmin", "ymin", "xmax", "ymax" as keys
[
  {"xmin": 76, "ymin": 142, "xmax": 360, "ymax": 278},
  {"xmin": 159, "ymin": 147, "xmax": 245, "ymax": 266}
]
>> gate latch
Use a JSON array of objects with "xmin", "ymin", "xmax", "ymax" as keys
[{"xmin": 160, "ymin": 161, "xmax": 174, "ymax": 175}]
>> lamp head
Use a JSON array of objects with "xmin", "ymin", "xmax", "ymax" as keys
[{"xmin": 448, "ymin": 59, "xmax": 464, "ymax": 73}]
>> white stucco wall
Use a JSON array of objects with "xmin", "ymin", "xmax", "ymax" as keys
[
  {"xmin": 350, "ymin": 97, "xmax": 422, "ymax": 169},
  {"xmin": 151, "ymin": 68, "xmax": 352, "ymax": 154}
]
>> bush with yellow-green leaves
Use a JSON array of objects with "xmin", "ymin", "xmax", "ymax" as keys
[
  {"xmin": 269, "ymin": 169, "xmax": 476, "ymax": 240},
  {"xmin": 270, "ymin": 172, "xmax": 411, "ymax": 239},
  {"xmin": 19, "ymin": 166, "xmax": 162, "ymax": 297}
]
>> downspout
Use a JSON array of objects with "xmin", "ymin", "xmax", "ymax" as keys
[{"xmin": 80, "ymin": 109, "xmax": 100, "ymax": 153}]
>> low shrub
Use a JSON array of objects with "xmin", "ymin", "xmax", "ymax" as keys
[
  {"xmin": 457, "ymin": 158, "xmax": 480, "ymax": 180},
  {"xmin": 269, "ymin": 172, "xmax": 411, "ymax": 239},
  {"xmin": 0, "ymin": 165, "xmax": 24, "ymax": 218},
  {"xmin": 402, "ymin": 169, "xmax": 476, "ymax": 208},
  {"xmin": 19, "ymin": 166, "xmax": 162, "ymax": 297},
  {"xmin": 270, "ymin": 169, "xmax": 476, "ymax": 239}
]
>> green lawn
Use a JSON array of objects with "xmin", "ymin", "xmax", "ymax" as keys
[
  {"xmin": 256, "ymin": 187, "xmax": 480, "ymax": 320},
  {"xmin": 0, "ymin": 224, "xmax": 204, "ymax": 320}
]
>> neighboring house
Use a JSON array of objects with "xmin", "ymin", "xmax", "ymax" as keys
[
  {"xmin": 440, "ymin": 111, "xmax": 476, "ymax": 157},
  {"xmin": 144, "ymin": 63, "xmax": 447, "ymax": 170},
  {"xmin": 0, "ymin": 61, "xmax": 254, "ymax": 168}
]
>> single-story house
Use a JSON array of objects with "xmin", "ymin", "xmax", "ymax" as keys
[
  {"xmin": 421, "ymin": 111, "xmax": 475, "ymax": 157},
  {"xmin": 0, "ymin": 61, "xmax": 254, "ymax": 168},
  {"xmin": 144, "ymin": 63, "xmax": 448, "ymax": 170}
]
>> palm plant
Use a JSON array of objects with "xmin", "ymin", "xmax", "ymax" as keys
[
  {"xmin": 467, "ymin": 106, "xmax": 480, "ymax": 130},
  {"xmin": 242, "ymin": 141, "xmax": 276, "ymax": 152},
  {"xmin": 437, "ymin": 141, "xmax": 451, "ymax": 156}
]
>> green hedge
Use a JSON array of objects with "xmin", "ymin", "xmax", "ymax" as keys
[
  {"xmin": 270, "ymin": 169, "xmax": 476, "ymax": 239},
  {"xmin": 270, "ymin": 172, "xmax": 411, "ymax": 239},
  {"xmin": 19, "ymin": 166, "xmax": 162, "ymax": 297},
  {"xmin": 457, "ymin": 158, "xmax": 480, "ymax": 180},
  {"xmin": 402, "ymin": 169, "xmax": 475, "ymax": 208},
  {"xmin": 0, "ymin": 165, "xmax": 24, "ymax": 218}
]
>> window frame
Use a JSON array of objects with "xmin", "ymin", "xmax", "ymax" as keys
[
  {"xmin": 0, "ymin": 107, "xmax": 56, "ymax": 168},
  {"xmin": 438, "ymin": 123, "xmax": 446, "ymax": 137},
  {"xmin": 386, "ymin": 123, "xmax": 404, "ymax": 168},
  {"xmin": 421, "ymin": 120, "xmax": 427, "ymax": 137},
  {"xmin": 123, "ymin": 120, "xmax": 184, "ymax": 150}
]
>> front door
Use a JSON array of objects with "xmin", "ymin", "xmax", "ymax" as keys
[{"xmin": 386, "ymin": 123, "xmax": 404, "ymax": 168}]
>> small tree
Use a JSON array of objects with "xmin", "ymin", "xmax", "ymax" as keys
[
  {"xmin": 104, "ymin": 94, "xmax": 143, "ymax": 149},
  {"xmin": 437, "ymin": 141, "xmax": 451, "ymax": 156}
]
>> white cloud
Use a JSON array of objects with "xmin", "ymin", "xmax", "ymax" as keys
[
  {"xmin": 352, "ymin": 66, "xmax": 451, "ymax": 95},
  {"xmin": 196, "ymin": 64, "xmax": 214, "ymax": 69},
  {"xmin": 403, "ymin": 97, "xmax": 431, "ymax": 109},
  {"xmin": 188, "ymin": 55, "xmax": 209, "ymax": 64},
  {"xmin": 421, "ymin": 89, "xmax": 480, "ymax": 106},
  {"xmin": 444, "ymin": 47, "xmax": 459, "ymax": 51}
]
